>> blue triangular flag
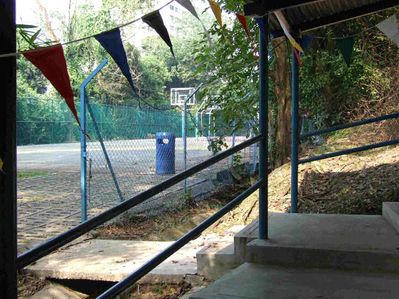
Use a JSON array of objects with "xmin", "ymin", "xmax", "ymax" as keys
[
  {"xmin": 142, "ymin": 10, "xmax": 175, "ymax": 57},
  {"xmin": 95, "ymin": 28, "xmax": 136, "ymax": 92},
  {"xmin": 300, "ymin": 35, "xmax": 314, "ymax": 52}
]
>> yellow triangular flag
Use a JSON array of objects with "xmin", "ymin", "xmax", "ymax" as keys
[
  {"xmin": 274, "ymin": 11, "xmax": 304, "ymax": 53},
  {"xmin": 0, "ymin": 157, "xmax": 4, "ymax": 172},
  {"xmin": 208, "ymin": 0, "xmax": 222, "ymax": 27}
]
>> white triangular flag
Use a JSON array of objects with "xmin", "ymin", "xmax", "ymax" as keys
[{"xmin": 377, "ymin": 15, "xmax": 399, "ymax": 47}]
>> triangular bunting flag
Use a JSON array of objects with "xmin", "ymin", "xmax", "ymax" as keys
[
  {"xmin": 300, "ymin": 35, "xmax": 314, "ymax": 52},
  {"xmin": 95, "ymin": 28, "xmax": 136, "ymax": 92},
  {"xmin": 274, "ymin": 11, "xmax": 304, "ymax": 53},
  {"xmin": 236, "ymin": 14, "xmax": 251, "ymax": 37},
  {"xmin": 142, "ymin": 10, "xmax": 174, "ymax": 56},
  {"xmin": 0, "ymin": 157, "xmax": 4, "ymax": 173},
  {"xmin": 176, "ymin": 0, "xmax": 211, "ymax": 46},
  {"xmin": 336, "ymin": 37, "xmax": 355, "ymax": 66},
  {"xmin": 176, "ymin": 0, "xmax": 199, "ymax": 20},
  {"xmin": 208, "ymin": 0, "xmax": 222, "ymax": 27},
  {"xmin": 377, "ymin": 15, "xmax": 399, "ymax": 47},
  {"xmin": 294, "ymin": 48, "xmax": 302, "ymax": 66},
  {"xmin": 23, "ymin": 45, "xmax": 79, "ymax": 125}
]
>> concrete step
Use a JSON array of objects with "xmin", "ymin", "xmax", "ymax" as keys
[
  {"xmin": 196, "ymin": 225, "xmax": 244, "ymax": 280},
  {"xmin": 196, "ymin": 243, "xmax": 239, "ymax": 280},
  {"xmin": 383, "ymin": 202, "xmax": 399, "ymax": 233},
  {"xmin": 189, "ymin": 262, "xmax": 399, "ymax": 299},
  {"xmin": 245, "ymin": 213, "xmax": 399, "ymax": 273},
  {"xmin": 234, "ymin": 219, "xmax": 258, "ymax": 263}
]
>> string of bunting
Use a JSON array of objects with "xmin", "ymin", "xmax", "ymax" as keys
[
  {"xmin": 5, "ymin": 0, "xmax": 209, "ymax": 126},
  {"xmin": 270, "ymin": 14, "xmax": 398, "ymax": 66},
  {"xmin": 0, "ymin": 0, "xmax": 397, "ymax": 128}
]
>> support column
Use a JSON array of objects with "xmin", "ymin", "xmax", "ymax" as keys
[
  {"xmin": 258, "ymin": 14, "xmax": 269, "ymax": 240},
  {"xmin": 291, "ymin": 48, "xmax": 299, "ymax": 213},
  {"xmin": 0, "ymin": 0, "xmax": 17, "ymax": 297}
]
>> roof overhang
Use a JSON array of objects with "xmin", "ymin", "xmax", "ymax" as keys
[{"xmin": 244, "ymin": 0, "xmax": 399, "ymax": 37}]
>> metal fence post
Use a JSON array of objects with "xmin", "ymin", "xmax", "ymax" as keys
[
  {"xmin": 195, "ymin": 112, "xmax": 199, "ymax": 139},
  {"xmin": 80, "ymin": 59, "xmax": 109, "ymax": 222},
  {"xmin": 80, "ymin": 83, "xmax": 88, "ymax": 222},
  {"xmin": 0, "ymin": 0, "xmax": 17, "ymax": 297},
  {"xmin": 258, "ymin": 15, "xmax": 269, "ymax": 240},
  {"xmin": 291, "ymin": 47, "xmax": 299, "ymax": 213},
  {"xmin": 182, "ymin": 100, "xmax": 188, "ymax": 192}
]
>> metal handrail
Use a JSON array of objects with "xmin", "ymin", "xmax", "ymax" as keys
[
  {"xmin": 17, "ymin": 135, "xmax": 262, "ymax": 269},
  {"xmin": 97, "ymin": 180, "xmax": 262, "ymax": 298},
  {"xmin": 299, "ymin": 138, "xmax": 399, "ymax": 164},
  {"xmin": 301, "ymin": 112, "xmax": 399, "ymax": 138}
]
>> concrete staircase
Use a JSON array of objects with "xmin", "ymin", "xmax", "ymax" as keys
[{"xmin": 192, "ymin": 202, "xmax": 399, "ymax": 298}]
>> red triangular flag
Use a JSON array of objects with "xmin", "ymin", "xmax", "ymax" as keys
[
  {"xmin": 236, "ymin": 14, "xmax": 251, "ymax": 37},
  {"xmin": 23, "ymin": 45, "xmax": 79, "ymax": 125},
  {"xmin": 294, "ymin": 48, "xmax": 302, "ymax": 66}
]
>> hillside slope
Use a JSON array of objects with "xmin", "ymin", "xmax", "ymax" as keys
[{"xmin": 214, "ymin": 142, "xmax": 399, "ymax": 230}]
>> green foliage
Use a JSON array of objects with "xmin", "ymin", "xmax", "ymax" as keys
[
  {"xmin": 300, "ymin": 41, "xmax": 376, "ymax": 127},
  {"xmin": 299, "ymin": 11, "xmax": 399, "ymax": 129},
  {"xmin": 207, "ymin": 136, "xmax": 228, "ymax": 154},
  {"xmin": 192, "ymin": 20, "xmax": 259, "ymax": 136}
]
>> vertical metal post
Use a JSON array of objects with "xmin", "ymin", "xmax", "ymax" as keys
[
  {"xmin": 230, "ymin": 122, "xmax": 236, "ymax": 167},
  {"xmin": 195, "ymin": 112, "xmax": 199, "ymax": 139},
  {"xmin": 200, "ymin": 111, "xmax": 203, "ymax": 135},
  {"xmin": 0, "ymin": 0, "xmax": 17, "ymax": 297},
  {"xmin": 80, "ymin": 85, "xmax": 88, "ymax": 222},
  {"xmin": 80, "ymin": 59, "xmax": 112, "ymax": 222},
  {"xmin": 291, "ymin": 48, "xmax": 299, "ymax": 213},
  {"xmin": 258, "ymin": 15, "xmax": 269, "ymax": 240},
  {"xmin": 251, "ymin": 129, "xmax": 258, "ymax": 175},
  {"xmin": 208, "ymin": 112, "xmax": 211, "ymax": 137},
  {"xmin": 182, "ymin": 100, "xmax": 187, "ymax": 192}
]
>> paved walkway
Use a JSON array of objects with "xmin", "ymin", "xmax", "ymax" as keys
[{"xmin": 17, "ymin": 137, "xmax": 254, "ymax": 252}]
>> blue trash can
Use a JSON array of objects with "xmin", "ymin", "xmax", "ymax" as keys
[{"xmin": 156, "ymin": 132, "xmax": 175, "ymax": 175}]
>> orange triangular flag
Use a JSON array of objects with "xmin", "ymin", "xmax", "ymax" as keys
[{"xmin": 208, "ymin": 0, "xmax": 222, "ymax": 27}]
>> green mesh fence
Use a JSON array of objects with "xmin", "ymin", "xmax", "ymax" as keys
[
  {"xmin": 17, "ymin": 98, "xmax": 257, "ymax": 226},
  {"xmin": 17, "ymin": 97, "xmax": 201, "ymax": 145}
]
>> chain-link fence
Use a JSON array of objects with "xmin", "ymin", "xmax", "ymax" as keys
[
  {"xmin": 84, "ymin": 98, "xmax": 258, "ymax": 215},
  {"xmin": 17, "ymin": 96, "xmax": 258, "ymax": 251}
]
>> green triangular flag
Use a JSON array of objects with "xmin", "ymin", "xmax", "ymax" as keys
[{"xmin": 336, "ymin": 37, "xmax": 355, "ymax": 66}]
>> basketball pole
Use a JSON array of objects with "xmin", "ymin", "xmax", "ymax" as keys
[{"xmin": 182, "ymin": 98, "xmax": 188, "ymax": 193}]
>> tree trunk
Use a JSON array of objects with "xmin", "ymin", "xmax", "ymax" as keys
[{"xmin": 270, "ymin": 40, "xmax": 291, "ymax": 168}]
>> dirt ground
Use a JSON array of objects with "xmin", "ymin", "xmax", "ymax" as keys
[
  {"xmin": 20, "ymin": 129, "xmax": 399, "ymax": 298},
  {"xmin": 96, "ymin": 131, "xmax": 399, "ymax": 241},
  {"xmin": 94, "ymin": 184, "xmax": 249, "ymax": 241}
]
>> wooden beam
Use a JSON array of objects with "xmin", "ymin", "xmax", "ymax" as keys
[
  {"xmin": 0, "ymin": 0, "xmax": 17, "ymax": 298},
  {"xmin": 244, "ymin": 0, "xmax": 325, "ymax": 16},
  {"xmin": 298, "ymin": 0, "xmax": 399, "ymax": 32}
]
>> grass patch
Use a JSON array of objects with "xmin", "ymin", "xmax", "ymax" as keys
[{"xmin": 18, "ymin": 170, "xmax": 48, "ymax": 179}]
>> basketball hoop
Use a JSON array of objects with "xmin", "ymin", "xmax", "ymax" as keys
[{"xmin": 170, "ymin": 88, "xmax": 196, "ymax": 106}]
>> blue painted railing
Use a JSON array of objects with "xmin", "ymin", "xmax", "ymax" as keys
[
  {"xmin": 291, "ymin": 111, "xmax": 399, "ymax": 211},
  {"xmin": 16, "ymin": 20, "xmax": 270, "ymax": 299},
  {"xmin": 17, "ymin": 135, "xmax": 262, "ymax": 269}
]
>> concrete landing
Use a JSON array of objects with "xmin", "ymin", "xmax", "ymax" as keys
[
  {"xmin": 28, "ymin": 237, "xmax": 221, "ymax": 284},
  {"xmin": 190, "ymin": 263, "xmax": 399, "ymax": 299},
  {"xmin": 246, "ymin": 213, "xmax": 399, "ymax": 272}
]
